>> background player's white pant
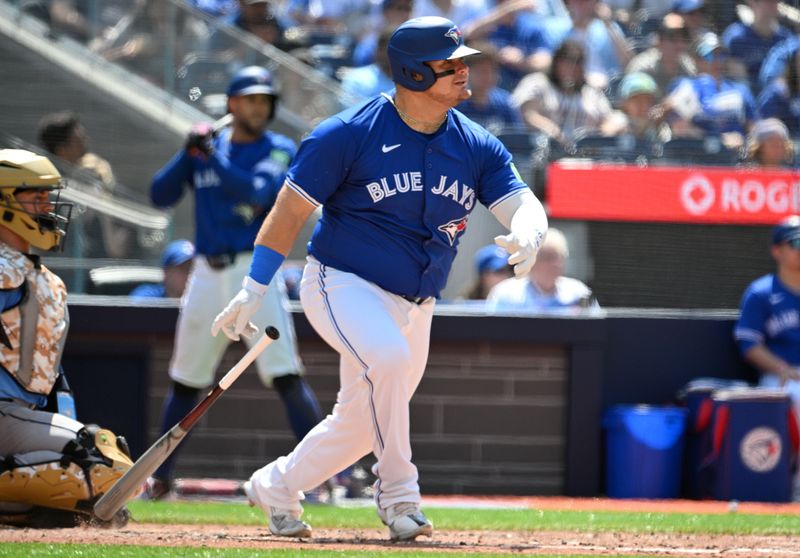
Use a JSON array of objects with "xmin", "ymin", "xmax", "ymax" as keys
[
  {"xmin": 169, "ymin": 254, "xmax": 303, "ymax": 389},
  {"xmin": 247, "ymin": 256, "xmax": 434, "ymax": 512}
]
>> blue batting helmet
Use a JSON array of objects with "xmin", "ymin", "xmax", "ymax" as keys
[
  {"xmin": 226, "ymin": 66, "xmax": 279, "ymax": 120},
  {"xmin": 387, "ymin": 16, "xmax": 480, "ymax": 92}
]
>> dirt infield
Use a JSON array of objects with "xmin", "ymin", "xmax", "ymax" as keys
[
  {"xmin": 3, "ymin": 497, "xmax": 800, "ymax": 556},
  {"xmin": 3, "ymin": 523, "xmax": 800, "ymax": 556}
]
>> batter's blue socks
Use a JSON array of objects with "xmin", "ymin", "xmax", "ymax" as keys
[
  {"xmin": 153, "ymin": 381, "xmax": 200, "ymax": 482},
  {"xmin": 272, "ymin": 374, "xmax": 324, "ymax": 441}
]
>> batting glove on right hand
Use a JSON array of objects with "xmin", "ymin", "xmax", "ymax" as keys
[
  {"xmin": 494, "ymin": 232, "xmax": 539, "ymax": 279},
  {"xmin": 211, "ymin": 277, "xmax": 266, "ymax": 341}
]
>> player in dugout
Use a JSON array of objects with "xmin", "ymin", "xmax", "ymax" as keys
[{"xmin": 0, "ymin": 149, "xmax": 134, "ymax": 527}]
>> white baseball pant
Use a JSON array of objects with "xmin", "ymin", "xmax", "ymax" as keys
[
  {"xmin": 247, "ymin": 256, "xmax": 434, "ymax": 512},
  {"xmin": 169, "ymin": 253, "xmax": 303, "ymax": 389}
]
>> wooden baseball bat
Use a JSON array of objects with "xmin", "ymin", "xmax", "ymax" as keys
[{"xmin": 93, "ymin": 326, "xmax": 279, "ymax": 521}]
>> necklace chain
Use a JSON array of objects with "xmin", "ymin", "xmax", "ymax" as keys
[{"xmin": 390, "ymin": 97, "xmax": 447, "ymax": 133}]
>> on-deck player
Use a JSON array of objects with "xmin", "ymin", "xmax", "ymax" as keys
[
  {"xmin": 146, "ymin": 66, "xmax": 325, "ymax": 499},
  {"xmin": 212, "ymin": 17, "xmax": 548, "ymax": 540}
]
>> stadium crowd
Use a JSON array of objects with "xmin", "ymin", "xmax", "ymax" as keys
[{"xmin": 19, "ymin": 0, "xmax": 800, "ymax": 164}]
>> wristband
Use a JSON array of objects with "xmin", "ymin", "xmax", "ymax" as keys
[{"xmin": 248, "ymin": 244, "xmax": 285, "ymax": 287}]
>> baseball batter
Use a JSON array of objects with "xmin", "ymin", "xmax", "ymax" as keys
[
  {"xmin": 0, "ymin": 150, "xmax": 133, "ymax": 527},
  {"xmin": 147, "ymin": 66, "xmax": 324, "ymax": 498},
  {"xmin": 212, "ymin": 17, "xmax": 548, "ymax": 540}
]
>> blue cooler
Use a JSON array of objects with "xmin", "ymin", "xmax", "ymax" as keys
[
  {"xmin": 677, "ymin": 378, "xmax": 749, "ymax": 499},
  {"xmin": 604, "ymin": 405, "xmax": 688, "ymax": 498},
  {"xmin": 708, "ymin": 389, "xmax": 797, "ymax": 503}
]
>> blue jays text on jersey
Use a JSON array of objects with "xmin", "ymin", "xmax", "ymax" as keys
[
  {"xmin": 285, "ymin": 93, "xmax": 527, "ymax": 299},
  {"xmin": 735, "ymin": 274, "xmax": 800, "ymax": 366},
  {"xmin": 151, "ymin": 128, "xmax": 296, "ymax": 256}
]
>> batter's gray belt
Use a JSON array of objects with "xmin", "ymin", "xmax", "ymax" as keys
[
  {"xmin": 400, "ymin": 294, "xmax": 432, "ymax": 305},
  {"xmin": 205, "ymin": 252, "xmax": 238, "ymax": 270}
]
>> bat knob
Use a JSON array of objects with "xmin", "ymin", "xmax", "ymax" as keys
[{"xmin": 265, "ymin": 326, "xmax": 280, "ymax": 340}]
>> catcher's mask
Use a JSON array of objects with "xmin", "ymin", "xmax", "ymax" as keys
[{"xmin": 0, "ymin": 149, "xmax": 72, "ymax": 252}]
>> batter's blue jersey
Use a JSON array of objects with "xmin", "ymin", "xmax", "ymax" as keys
[
  {"xmin": 735, "ymin": 274, "xmax": 800, "ymax": 367},
  {"xmin": 151, "ymin": 128, "xmax": 296, "ymax": 256},
  {"xmin": 286, "ymin": 93, "xmax": 528, "ymax": 299}
]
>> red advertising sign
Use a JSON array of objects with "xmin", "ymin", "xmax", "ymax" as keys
[{"xmin": 546, "ymin": 161, "xmax": 800, "ymax": 224}]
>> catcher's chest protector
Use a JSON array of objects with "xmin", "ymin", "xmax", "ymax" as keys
[{"xmin": 0, "ymin": 242, "xmax": 68, "ymax": 394}]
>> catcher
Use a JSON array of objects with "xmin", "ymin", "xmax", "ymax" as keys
[{"xmin": 0, "ymin": 149, "xmax": 133, "ymax": 527}]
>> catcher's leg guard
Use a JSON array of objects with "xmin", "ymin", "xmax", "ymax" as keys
[{"xmin": 0, "ymin": 425, "xmax": 134, "ymax": 526}]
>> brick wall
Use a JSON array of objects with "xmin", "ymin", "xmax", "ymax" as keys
[{"xmin": 148, "ymin": 337, "xmax": 568, "ymax": 495}]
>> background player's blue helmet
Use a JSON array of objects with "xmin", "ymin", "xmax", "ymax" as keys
[
  {"xmin": 772, "ymin": 215, "xmax": 800, "ymax": 245},
  {"xmin": 388, "ymin": 16, "xmax": 480, "ymax": 92},
  {"xmin": 226, "ymin": 66, "xmax": 279, "ymax": 121}
]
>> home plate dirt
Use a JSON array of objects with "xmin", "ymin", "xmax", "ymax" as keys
[
  {"xmin": 2, "ymin": 496, "xmax": 800, "ymax": 556},
  {"xmin": 2, "ymin": 523, "xmax": 800, "ymax": 556}
]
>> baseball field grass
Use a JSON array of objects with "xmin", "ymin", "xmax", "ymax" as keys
[
  {"xmin": 2, "ymin": 500, "xmax": 799, "ymax": 557},
  {"xmin": 125, "ymin": 499, "xmax": 800, "ymax": 534}
]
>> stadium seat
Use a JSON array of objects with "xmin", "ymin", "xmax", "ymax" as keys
[
  {"xmin": 573, "ymin": 134, "xmax": 653, "ymax": 163},
  {"xmin": 655, "ymin": 136, "xmax": 741, "ymax": 166}
]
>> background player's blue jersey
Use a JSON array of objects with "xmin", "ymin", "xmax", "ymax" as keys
[
  {"xmin": 735, "ymin": 274, "xmax": 800, "ymax": 366},
  {"xmin": 151, "ymin": 128, "xmax": 296, "ymax": 256},
  {"xmin": 286, "ymin": 93, "xmax": 527, "ymax": 299}
]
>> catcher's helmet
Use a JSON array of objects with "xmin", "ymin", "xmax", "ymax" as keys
[
  {"xmin": 226, "ymin": 66, "xmax": 279, "ymax": 121},
  {"xmin": 0, "ymin": 149, "xmax": 71, "ymax": 251},
  {"xmin": 388, "ymin": 16, "xmax": 480, "ymax": 92}
]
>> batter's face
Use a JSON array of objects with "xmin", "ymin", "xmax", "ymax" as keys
[
  {"xmin": 425, "ymin": 58, "xmax": 472, "ymax": 107},
  {"xmin": 230, "ymin": 94, "xmax": 273, "ymax": 136}
]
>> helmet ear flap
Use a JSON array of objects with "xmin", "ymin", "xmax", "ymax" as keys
[{"xmin": 388, "ymin": 43, "xmax": 438, "ymax": 92}]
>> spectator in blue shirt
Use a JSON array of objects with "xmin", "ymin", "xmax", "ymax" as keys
[
  {"xmin": 548, "ymin": 0, "xmax": 633, "ymax": 88},
  {"xmin": 463, "ymin": 0, "xmax": 552, "ymax": 91},
  {"xmin": 456, "ymin": 41, "xmax": 524, "ymax": 134},
  {"xmin": 340, "ymin": 28, "xmax": 395, "ymax": 98},
  {"xmin": 668, "ymin": 32, "xmax": 758, "ymax": 148},
  {"xmin": 759, "ymin": 35, "xmax": 799, "ymax": 91},
  {"xmin": 758, "ymin": 48, "xmax": 800, "ymax": 135},
  {"xmin": 131, "ymin": 240, "xmax": 196, "ymax": 300},
  {"xmin": 671, "ymin": 0, "xmax": 712, "ymax": 41},
  {"xmin": 351, "ymin": 0, "xmax": 414, "ymax": 67},
  {"xmin": 722, "ymin": 0, "xmax": 792, "ymax": 93}
]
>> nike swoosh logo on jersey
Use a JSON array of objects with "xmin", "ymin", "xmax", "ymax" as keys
[
  {"xmin": 770, "ymin": 294, "xmax": 784, "ymax": 304},
  {"xmin": 382, "ymin": 143, "xmax": 401, "ymax": 153}
]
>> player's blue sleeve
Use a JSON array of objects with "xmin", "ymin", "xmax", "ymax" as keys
[
  {"xmin": 743, "ymin": 87, "xmax": 758, "ymax": 122},
  {"xmin": 475, "ymin": 133, "xmax": 528, "ymax": 210},
  {"xmin": 757, "ymin": 85, "xmax": 787, "ymax": 120},
  {"xmin": 285, "ymin": 117, "xmax": 357, "ymax": 206},
  {"xmin": 519, "ymin": 19, "xmax": 552, "ymax": 54},
  {"xmin": 734, "ymin": 285, "xmax": 768, "ymax": 355},
  {"xmin": 720, "ymin": 22, "xmax": 741, "ymax": 52},
  {"xmin": 151, "ymin": 150, "xmax": 193, "ymax": 207},
  {"xmin": 208, "ymin": 143, "xmax": 295, "ymax": 208}
]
